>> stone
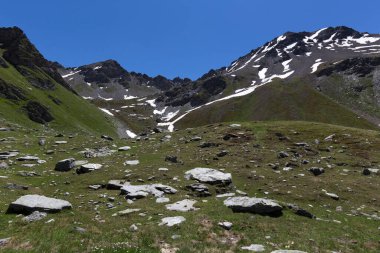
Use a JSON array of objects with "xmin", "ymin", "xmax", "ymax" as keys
[
  {"xmin": 324, "ymin": 134, "xmax": 335, "ymax": 141},
  {"xmin": 118, "ymin": 146, "xmax": 131, "ymax": 151},
  {"xmin": 223, "ymin": 133, "xmax": 238, "ymax": 141},
  {"xmin": 106, "ymin": 180, "xmax": 127, "ymax": 190},
  {"xmin": 184, "ymin": 168, "xmax": 232, "ymax": 185},
  {"xmin": 101, "ymin": 135, "xmax": 113, "ymax": 141},
  {"xmin": 73, "ymin": 227, "xmax": 87, "ymax": 233},
  {"xmin": 54, "ymin": 158, "xmax": 75, "ymax": 172},
  {"xmin": 76, "ymin": 163, "xmax": 102, "ymax": 174},
  {"xmin": 241, "ymin": 244, "xmax": 265, "ymax": 252},
  {"xmin": 22, "ymin": 211, "xmax": 47, "ymax": 222},
  {"xmin": 230, "ymin": 124, "xmax": 241, "ymax": 128},
  {"xmin": 121, "ymin": 184, "xmax": 177, "ymax": 199},
  {"xmin": 129, "ymin": 224, "xmax": 138, "ymax": 232},
  {"xmin": 165, "ymin": 199, "xmax": 198, "ymax": 212},
  {"xmin": 218, "ymin": 221, "xmax": 233, "ymax": 230},
  {"xmin": 5, "ymin": 183, "xmax": 28, "ymax": 190},
  {"xmin": 55, "ymin": 141, "xmax": 67, "ymax": 144},
  {"xmin": 186, "ymin": 183, "xmax": 211, "ymax": 197},
  {"xmin": 165, "ymin": 155, "xmax": 178, "ymax": 163},
  {"xmin": 81, "ymin": 147, "xmax": 116, "ymax": 158},
  {"xmin": 17, "ymin": 155, "xmax": 40, "ymax": 161},
  {"xmin": 216, "ymin": 193, "xmax": 236, "ymax": 198},
  {"xmin": 199, "ymin": 142, "xmax": 218, "ymax": 148},
  {"xmin": 159, "ymin": 216, "xmax": 186, "ymax": 226},
  {"xmin": 74, "ymin": 160, "xmax": 88, "ymax": 166},
  {"xmin": 113, "ymin": 208, "xmax": 141, "ymax": 216},
  {"xmin": 0, "ymin": 151, "xmax": 18, "ymax": 160},
  {"xmin": 309, "ymin": 167, "xmax": 324, "ymax": 176},
  {"xmin": 89, "ymin": 184, "xmax": 103, "ymax": 190},
  {"xmin": 18, "ymin": 171, "xmax": 39, "ymax": 177},
  {"xmin": 190, "ymin": 136, "xmax": 202, "ymax": 141},
  {"xmin": 38, "ymin": 139, "xmax": 46, "ymax": 146},
  {"xmin": 287, "ymin": 204, "xmax": 315, "ymax": 219},
  {"xmin": 217, "ymin": 150, "xmax": 228, "ymax": 157},
  {"xmin": 0, "ymin": 237, "xmax": 11, "ymax": 247},
  {"xmin": 7, "ymin": 195, "xmax": 72, "ymax": 214},
  {"xmin": 156, "ymin": 197, "xmax": 170, "ymax": 203},
  {"xmin": 124, "ymin": 160, "xmax": 140, "ymax": 166},
  {"xmin": 0, "ymin": 162, "xmax": 8, "ymax": 169},
  {"xmin": 325, "ymin": 192, "xmax": 339, "ymax": 200},
  {"xmin": 224, "ymin": 197, "xmax": 283, "ymax": 216},
  {"xmin": 278, "ymin": 151, "xmax": 289, "ymax": 158}
]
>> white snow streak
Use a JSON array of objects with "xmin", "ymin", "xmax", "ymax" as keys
[{"xmin": 99, "ymin": 108, "xmax": 114, "ymax": 116}]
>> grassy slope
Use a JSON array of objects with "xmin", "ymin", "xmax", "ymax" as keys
[
  {"xmin": 0, "ymin": 121, "xmax": 379, "ymax": 252},
  {"xmin": 176, "ymin": 79, "xmax": 376, "ymax": 130},
  {"xmin": 0, "ymin": 56, "xmax": 116, "ymax": 136}
]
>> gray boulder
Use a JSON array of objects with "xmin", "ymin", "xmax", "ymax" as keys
[
  {"xmin": 184, "ymin": 168, "xmax": 232, "ymax": 185},
  {"xmin": 165, "ymin": 199, "xmax": 198, "ymax": 212},
  {"xmin": 159, "ymin": 216, "xmax": 186, "ymax": 227},
  {"xmin": 121, "ymin": 184, "xmax": 177, "ymax": 199},
  {"xmin": 54, "ymin": 158, "xmax": 75, "ymax": 172},
  {"xmin": 224, "ymin": 197, "xmax": 283, "ymax": 216},
  {"xmin": 76, "ymin": 163, "xmax": 102, "ymax": 174},
  {"xmin": 309, "ymin": 167, "xmax": 324, "ymax": 176},
  {"xmin": 22, "ymin": 211, "xmax": 47, "ymax": 222},
  {"xmin": 7, "ymin": 194, "xmax": 72, "ymax": 214}
]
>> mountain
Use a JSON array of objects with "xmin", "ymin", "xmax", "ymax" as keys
[
  {"xmin": 156, "ymin": 26, "xmax": 380, "ymax": 131},
  {"xmin": 57, "ymin": 26, "xmax": 380, "ymax": 134},
  {"xmin": 0, "ymin": 27, "xmax": 116, "ymax": 135}
]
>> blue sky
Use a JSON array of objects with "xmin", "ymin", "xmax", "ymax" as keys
[{"xmin": 2, "ymin": 0, "xmax": 380, "ymax": 79}]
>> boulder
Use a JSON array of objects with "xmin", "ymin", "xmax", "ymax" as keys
[
  {"xmin": 224, "ymin": 197, "xmax": 283, "ymax": 216},
  {"xmin": 22, "ymin": 211, "xmax": 47, "ymax": 222},
  {"xmin": 241, "ymin": 244, "xmax": 265, "ymax": 252},
  {"xmin": 118, "ymin": 146, "xmax": 131, "ymax": 151},
  {"xmin": 54, "ymin": 158, "xmax": 75, "ymax": 172},
  {"xmin": 17, "ymin": 155, "xmax": 40, "ymax": 161},
  {"xmin": 124, "ymin": 160, "xmax": 140, "ymax": 166},
  {"xmin": 309, "ymin": 167, "xmax": 324, "ymax": 176},
  {"xmin": 218, "ymin": 221, "xmax": 233, "ymax": 230},
  {"xmin": 165, "ymin": 199, "xmax": 198, "ymax": 212},
  {"xmin": 165, "ymin": 155, "xmax": 178, "ymax": 163},
  {"xmin": 76, "ymin": 163, "xmax": 102, "ymax": 174},
  {"xmin": 159, "ymin": 216, "xmax": 186, "ymax": 227},
  {"xmin": 184, "ymin": 168, "xmax": 232, "ymax": 185},
  {"xmin": 7, "ymin": 195, "xmax": 72, "ymax": 214},
  {"xmin": 271, "ymin": 251, "xmax": 307, "ymax": 253},
  {"xmin": 186, "ymin": 183, "xmax": 211, "ymax": 197},
  {"xmin": 287, "ymin": 204, "xmax": 315, "ymax": 219},
  {"xmin": 101, "ymin": 135, "xmax": 113, "ymax": 141},
  {"xmin": 278, "ymin": 151, "xmax": 289, "ymax": 158},
  {"xmin": 121, "ymin": 184, "xmax": 177, "ymax": 199},
  {"xmin": 107, "ymin": 180, "xmax": 127, "ymax": 190}
]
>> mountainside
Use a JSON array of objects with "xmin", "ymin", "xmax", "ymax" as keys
[
  {"xmin": 157, "ymin": 26, "xmax": 380, "ymax": 131},
  {"xmin": 56, "ymin": 26, "xmax": 380, "ymax": 135},
  {"xmin": 0, "ymin": 27, "xmax": 116, "ymax": 135}
]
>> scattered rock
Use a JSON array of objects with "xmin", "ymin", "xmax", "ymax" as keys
[
  {"xmin": 112, "ymin": 208, "xmax": 141, "ymax": 216},
  {"xmin": 165, "ymin": 199, "xmax": 198, "ymax": 212},
  {"xmin": 107, "ymin": 180, "xmax": 127, "ymax": 190},
  {"xmin": 124, "ymin": 160, "xmax": 140, "ymax": 166},
  {"xmin": 89, "ymin": 184, "xmax": 103, "ymax": 190},
  {"xmin": 223, "ymin": 133, "xmax": 238, "ymax": 141},
  {"xmin": 4, "ymin": 183, "xmax": 28, "ymax": 190},
  {"xmin": 17, "ymin": 155, "xmax": 40, "ymax": 161},
  {"xmin": 218, "ymin": 221, "xmax": 233, "ymax": 230},
  {"xmin": 190, "ymin": 136, "xmax": 202, "ymax": 141},
  {"xmin": 186, "ymin": 183, "xmax": 211, "ymax": 197},
  {"xmin": 101, "ymin": 135, "xmax": 113, "ymax": 141},
  {"xmin": 216, "ymin": 150, "xmax": 228, "ymax": 157},
  {"xmin": 129, "ymin": 224, "xmax": 138, "ymax": 232},
  {"xmin": 22, "ymin": 211, "xmax": 47, "ymax": 222},
  {"xmin": 118, "ymin": 146, "xmax": 131, "ymax": 151},
  {"xmin": 121, "ymin": 184, "xmax": 177, "ymax": 199},
  {"xmin": 7, "ymin": 194, "xmax": 72, "ymax": 214},
  {"xmin": 241, "ymin": 244, "xmax": 265, "ymax": 252},
  {"xmin": 165, "ymin": 155, "xmax": 178, "ymax": 163},
  {"xmin": 309, "ymin": 167, "xmax": 324, "ymax": 176},
  {"xmin": 278, "ymin": 151, "xmax": 289, "ymax": 159},
  {"xmin": 224, "ymin": 197, "xmax": 283, "ymax": 216},
  {"xmin": 184, "ymin": 168, "xmax": 232, "ymax": 185},
  {"xmin": 54, "ymin": 158, "xmax": 75, "ymax": 172},
  {"xmin": 199, "ymin": 142, "xmax": 218, "ymax": 148},
  {"xmin": 271, "ymin": 250, "xmax": 307, "ymax": 253},
  {"xmin": 324, "ymin": 191, "xmax": 339, "ymax": 200},
  {"xmin": 159, "ymin": 216, "xmax": 186, "ymax": 226},
  {"xmin": 287, "ymin": 204, "xmax": 315, "ymax": 219},
  {"xmin": 0, "ymin": 162, "xmax": 8, "ymax": 169},
  {"xmin": 156, "ymin": 197, "xmax": 170, "ymax": 203},
  {"xmin": 76, "ymin": 163, "xmax": 102, "ymax": 174},
  {"xmin": 0, "ymin": 237, "xmax": 11, "ymax": 247},
  {"xmin": 73, "ymin": 227, "xmax": 87, "ymax": 233},
  {"xmin": 38, "ymin": 138, "xmax": 46, "ymax": 146}
]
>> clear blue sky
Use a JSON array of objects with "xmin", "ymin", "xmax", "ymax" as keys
[{"xmin": 2, "ymin": 0, "xmax": 380, "ymax": 79}]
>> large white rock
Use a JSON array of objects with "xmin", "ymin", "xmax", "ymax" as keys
[
  {"xmin": 184, "ymin": 168, "xmax": 232, "ymax": 185},
  {"xmin": 121, "ymin": 184, "xmax": 177, "ymax": 199},
  {"xmin": 159, "ymin": 216, "xmax": 186, "ymax": 226},
  {"xmin": 165, "ymin": 199, "xmax": 198, "ymax": 212},
  {"xmin": 7, "ymin": 195, "xmax": 72, "ymax": 214},
  {"xmin": 118, "ymin": 146, "xmax": 131, "ymax": 151},
  {"xmin": 224, "ymin": 197, "xmax": 282, "ymax": 215}
]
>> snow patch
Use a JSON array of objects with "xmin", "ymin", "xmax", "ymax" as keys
[
  {"xmin": 281, "ymin": 59, "xmax": 292, "ymax": 72},
  {"xmin": 126, "ymin": 130, "xmax": 137, "ymax": 139},
  {"xmin": 124, "ymin": 95, "xmax": 138, "ymax": 100},
  {"xmin": 61, "ymin": 70, "xmax": 81, "ymax": 78},
  {"xmin": 258, "ymin": 68, "xmax": 268, "ymax": 80},
  {"xmin": 146, "ymin": 99, "xmax": 156, "ymax": 107},
  {"xmin": 99, "ymin": 108, "xmax": 114, "ymax": 116}
]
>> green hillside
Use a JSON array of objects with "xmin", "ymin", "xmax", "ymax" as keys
[
  {"xmin": 176, "ymin": 79, "xmax": 377, "ymax": 130},
  {"xmin": 0, "ymin": 54, "xmax": 116, "ymax": 135}
]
